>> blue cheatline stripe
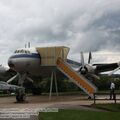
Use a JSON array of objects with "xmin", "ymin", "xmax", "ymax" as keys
[{"xmin": 10, "ymin": 53, "xmax": 40, "ymax": 59}]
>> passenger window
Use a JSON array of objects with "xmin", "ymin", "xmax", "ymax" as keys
[{"xmin": 21, "ymin": 50, "xmax": 24, "ymax": 53}]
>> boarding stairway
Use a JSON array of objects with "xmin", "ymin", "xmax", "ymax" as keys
[{"xmin": 57, "ymin": 58, "xmax": 97, "ymax": 98}]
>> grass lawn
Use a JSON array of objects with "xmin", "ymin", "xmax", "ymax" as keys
[
  {"xmin": 39, "ymin": 108, "xmax": 120, "ymax": 120},
  {"xmin": 94, "ymin": 103, "xmax": 120, "ymax": 112},
  {"xmin": 0, "ymin": 93, "xmax": 15, "ymax": 97}
]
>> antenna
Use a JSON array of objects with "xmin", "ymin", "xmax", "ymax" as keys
[
  {"xmin": 28, "ymin": 42, "xmax": 30, "ymax": 48},
  {"xmin": 25, "ymin": 44, "xmax": 27, "ymax": 48}
]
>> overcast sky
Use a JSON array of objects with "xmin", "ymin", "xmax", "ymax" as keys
[{"xmin": 0, "ymin": 0, "xmax": 120, "ymax": 66}]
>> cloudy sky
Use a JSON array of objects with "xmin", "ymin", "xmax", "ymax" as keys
[{"xmin": 0, "ymin": 0, "xmax": 120, "ymax": 66}]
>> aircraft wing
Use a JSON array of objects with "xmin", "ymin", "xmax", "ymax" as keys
[
  {"xmin": 66, "ymin": 58, "xmax": 120, "ymax": 75},
  {"xmin": 93, "ymin": 63, "xmax": 119, "ymax": 73},
  {"xmin": 0, "ymin": 81, "xmax": 21, "ymax": 90},
  {"xmin": 66, "ymin": 59, "xmax": 81, "ymax": 68}
]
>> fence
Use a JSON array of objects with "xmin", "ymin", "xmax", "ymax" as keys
[{"xmin": 93, "ymin": 92, "xmax": 120, "ymax": 104}]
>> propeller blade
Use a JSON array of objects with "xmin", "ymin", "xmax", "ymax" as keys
[
  {"xmin": 88, "ymin": 52, "xmax": 92, "ymax": 64},
  {"xmin": 108, "ymin": 67, "xmax": 120, "ymax": 76},
  {"xmin": 91, "ymin": 74, "xmax": 100, "ymax": 80},
  {"xmin": 26, "ymin": 77, "xmax": 34, "ymax": 83},
  {"xmin": 80, "ymin": 52, "xmax": 84, "ymax": 68},
  {"xmin": 7, "ymin": 73, "xmax": 19, "ymax": 83}
]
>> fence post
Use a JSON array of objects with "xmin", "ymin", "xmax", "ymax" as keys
[
  {"xmin": 94, "ymin": 93, "xmax": 96, "ymax": 104},
  {"xmin": 114, "ymin": 93, "xmax": 116, "ymax": 104}
]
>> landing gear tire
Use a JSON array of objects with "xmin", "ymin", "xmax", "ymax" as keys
[
  {"xmin": 16, "ymin": 94, "xmax": 26, "ymax": 102},
  {"xmin": 16, "ymin": 87, "xmax": 26, "ymax": 102}
]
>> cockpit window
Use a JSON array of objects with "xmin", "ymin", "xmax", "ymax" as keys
[{"xmin": 14, "ymin": 49, "xmax": 30, "ymax": 54}]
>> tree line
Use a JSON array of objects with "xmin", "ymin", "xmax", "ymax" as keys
[{"xmin": 0, "ymin": 71, "xmax": 120, "ymax": 94}]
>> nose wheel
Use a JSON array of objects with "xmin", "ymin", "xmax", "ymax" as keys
[{"xmin": 16, "ymin": 87, "xmax": 26, "ymax": 102}]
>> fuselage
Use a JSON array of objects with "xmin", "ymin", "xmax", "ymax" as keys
[
  {"xmin": 8, "ymin": 47, "xmax": 120, "ymax": 77},
  {"xmin": 8, "ymin": 48, "xmax": 41, "ymax": 75}
]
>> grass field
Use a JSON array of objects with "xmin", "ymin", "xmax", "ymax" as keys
[
  {"xmin": 39, "ymin": 104, "xmax": 120, "ymax": 120},
  {"xmin": 94, "ymin": 103, "xmax": 120, "ymax": 112}
]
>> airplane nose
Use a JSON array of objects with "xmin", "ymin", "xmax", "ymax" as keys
[{"xmin": 8, "ymin": 59, "xmax": 14, "ymax": 68}]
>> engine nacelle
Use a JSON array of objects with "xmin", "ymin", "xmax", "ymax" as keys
[
  {"xmin": 80, "ymin": 66, "xmax": 88, "ymax": 74},
  {"xmin": 79, "ymin": 64, "xmax": 96, "ymax": 74}
]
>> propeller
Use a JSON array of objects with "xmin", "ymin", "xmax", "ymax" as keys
[
  {"xmin": 7, "ymin": 73, "xmax": 19, "ymax": 83},
  {"xmin": 79, "ymin": 51, "xmax": 101, "ymax": 80},
  {"xmin": 79, "ymin": 52, "xmax": 88, "ymax": 74},
  {"xmin": 81, "ymin": 52, "xmax": 85, "ymax": 68},
  {"xmin": 88, "ymin": 52, "xmax": 92, "ymax": 64}
]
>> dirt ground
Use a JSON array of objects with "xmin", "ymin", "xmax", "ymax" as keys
[
  {"xmin": 0, "ymin": 94, "xmax": 119, "ymax": 108},
  {"xmin": 0, "ymin": 95, "xmax": 92, "ymax": 108}
]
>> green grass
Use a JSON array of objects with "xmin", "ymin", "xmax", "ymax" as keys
[
  {"xmin": 39, "ymin": 109, "xmax": 120, "ymax": 120},
  {"xmin": 94, "ymin": 103, "xmax": 120, "ymax": 112},
  {"xmin": 0, "ymin": 93, "xmax": 15, "ymax": 97}
]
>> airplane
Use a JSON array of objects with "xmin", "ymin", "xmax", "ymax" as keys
[{"xmin": 0, "ymin": 46, "xmax": 120, "ymax": 102}]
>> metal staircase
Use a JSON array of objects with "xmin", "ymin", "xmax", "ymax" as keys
[{"xmin": 57, "ymin": 58, "xmax": 97, "ymax": 98}]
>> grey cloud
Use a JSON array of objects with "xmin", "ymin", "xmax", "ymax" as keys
[{"xmin": 72, "ymin": 11, "xmax": 120, "ymax": 53}]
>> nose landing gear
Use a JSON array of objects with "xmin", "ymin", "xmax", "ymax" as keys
[
  {"xmin": 16, "ymin": 87, "xmax": 26, "ymax": 102},
  {"xmin": 15, "ymin": 73, "xmax": 27, "ymax": 103}
]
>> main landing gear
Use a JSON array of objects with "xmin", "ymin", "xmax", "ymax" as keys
[{"xmin": 15, "ymin": 73, "xmax": 26, "ymax": 102}]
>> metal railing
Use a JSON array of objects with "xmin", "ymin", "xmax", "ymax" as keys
[{"xmin": 93, "ymin": 92, "xmax": 120, "ymax": 104}]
